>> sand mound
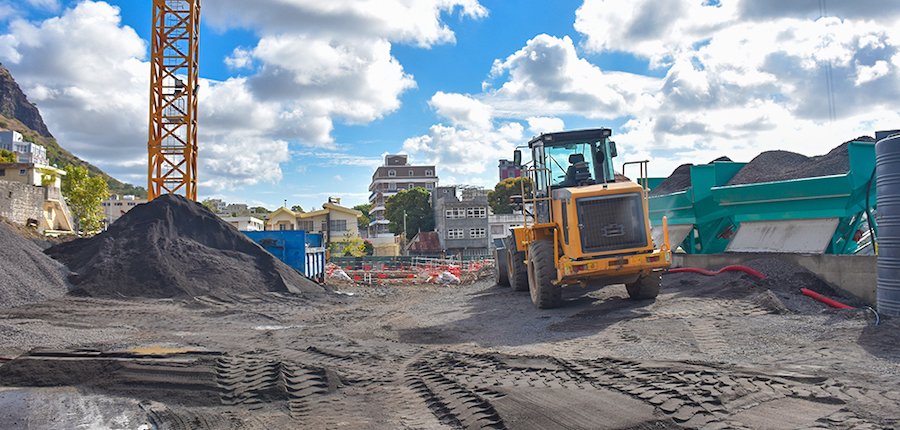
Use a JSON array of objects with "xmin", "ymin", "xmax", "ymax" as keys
[
  {"xmin": 0, "ymin": 222, "xmax": 69, "ymax": 308},
  {"xmin": 46, "ymin": 194, "xmax": 324, "ymax": 299}
]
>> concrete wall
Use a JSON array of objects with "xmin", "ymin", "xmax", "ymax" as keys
[
  {"xmin": 0, "ymin": 181, "xmax": 44, "ymax": 226},
  {"xmin": 674, "ymin": 253, "xmax": 877, "ymax": 305}
]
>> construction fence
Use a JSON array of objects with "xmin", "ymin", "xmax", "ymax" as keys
[{"xmin": 327, "ymin": 256, "xmax": 494, "ymax": 286}]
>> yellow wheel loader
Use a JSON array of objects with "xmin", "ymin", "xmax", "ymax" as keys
[{"xmin": 494, "ymin": 128, "xmax": 672, "ymax": 309}]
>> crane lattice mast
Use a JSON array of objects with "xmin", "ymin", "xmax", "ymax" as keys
[{"xmin": 148, "ymin": 0, "xmax": 201, "ymax": 201}]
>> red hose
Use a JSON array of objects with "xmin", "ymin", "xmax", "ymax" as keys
[
  {"xmin": 800, "ymin": 288, "xmax": 855, "ymax": 309},
  {"xmin": 669, "ymin": 265, "xmax": 767, "ymax": 280}
]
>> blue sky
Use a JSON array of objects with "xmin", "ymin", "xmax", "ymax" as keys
[{"xmin": 1, "ymin": 0, "xmax": 899, "ymax": 211}]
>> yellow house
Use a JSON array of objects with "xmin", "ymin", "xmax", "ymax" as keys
[
  {"xmin": 0, "ymin": 162, "xmax": 73, "ymax": 233},
  {"xmin": 0, "ymin": 162, "xmax": 64, "ymax": 188},
  {"xmin": 266, "ymin": 201, "xmax": 362, "ymax": 248}
]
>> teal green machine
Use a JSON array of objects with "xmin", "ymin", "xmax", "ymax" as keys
[{"xmin": 648, "ymin": 140, "xmax": 876, "ymax": 255}]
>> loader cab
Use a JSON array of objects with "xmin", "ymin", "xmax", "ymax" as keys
[
  {"xmin": 523, "ymin": 128, "xmax": 618, "ymax": 223},
  {"xmin": 527, "ymin": 128, "xmax": 617, "ymax": 189}
]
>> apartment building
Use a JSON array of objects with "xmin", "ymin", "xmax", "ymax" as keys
[
  {"xmin": 432, "ymin": 186, "xmax": 490, "ymax": 257},
  {"xmin": 498, "ymin": 159, "xmax": 523, "ymax": 181},
  {"xmin": 368, "ymin": 154, "xmax": 437, "ymax": 238}
]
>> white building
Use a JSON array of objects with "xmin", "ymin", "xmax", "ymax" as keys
[
  {"xmin": 221, "ymin": 216, "xmax": 264, "ymax": 231},
  {"xmin": 101, "ymin": 195, "xmax": 148, "ymax": 225},
  {"xmin": 0, "ymin": 130, "xmax": 48, "ymax": 165},
  {"xmin": 489, "ymin": 213, "xmax": 524, "ymax": 241}
]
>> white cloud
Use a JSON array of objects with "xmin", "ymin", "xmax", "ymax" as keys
[
  {"xmin": 405, "ymin": 1, "xmax": 900, "ymax": 185},
  {"xmin": 0, "ymin": 0, "xmax": 484, "ymax": 194},
  {"xmin": 855, "ymin": 60, "xmax": 890, "ymax": 86},
  {"xmin": 0, "ymin": 1, "xmax": 147, "ymax": 172},
  {"xmin": 575, "ymin": 0, "xmax": 736, "ymax": 66},
  {"xmin": 203, "ymin": 0, "xmax": 486, "ymax": 47},
  {"xmin": 526, "ymin": 117, "xmax": 564, "ymax": 135},
  {"xmin": 403, "ymin": 93, "xmax": 523, "ymax": 182},
  {"xmin": 224, "ymin": 47, "xmax": 253, "ymax": 69},
  {"xmin": 485, "ymin": 34, "xmax": 661, "ymax": 119},
  {"xmin": 429, "ymin": 91, "xmax": 493, "ymax": 131}
]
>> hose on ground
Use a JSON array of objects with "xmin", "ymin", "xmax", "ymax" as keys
[
  {"xmin": 669, "ymin": 265, "xmax": 767, "ymax": 280},
  {"xmin": 800, "ymin": 288, "xmax": 855, "ymax": 309}
]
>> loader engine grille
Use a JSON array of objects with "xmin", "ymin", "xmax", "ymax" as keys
[{"xmin": 576, "ymin": 193, "xmax": 647, "ymax": 253}]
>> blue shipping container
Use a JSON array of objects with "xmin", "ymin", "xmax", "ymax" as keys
[{"xmin": 243, "ymin": 231, "xmax": 327, "ymax": 281}]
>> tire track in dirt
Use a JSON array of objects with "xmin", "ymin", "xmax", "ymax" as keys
[{"xmin": 403, "ymin": 350, "xmax": 899, "ymax": 429}]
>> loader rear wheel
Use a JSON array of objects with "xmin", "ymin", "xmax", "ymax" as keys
[
  {"xmin": 626, "ymin": 273, "xmax": 661, "ymax": 300},
  {"xmin": 507, "ymin": 244, "xmax": 529, "ymax": 292},
  {"xmin": 494, "ymin": 246, "xmax": 510, "ymax": 287},
  {"xmin": 527, "ymin": 240, "xmax": 561, "ymax": 309}
]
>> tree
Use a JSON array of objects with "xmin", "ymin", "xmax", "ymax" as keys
[
  {"xmin": 291, "ymin": 205, "xmax": 304, "ymax": 213},
  {"xmin": 250, "ymin": 206, "xmax": 270, "ymax": 215},
  {"xmin": 488, "ymin": 177, "xmax": 532, "ymax": 214},
  {"xmin": 385, "ymin": 187, "xmax": 434, "ymax": 240},
  {"xmin": 341, "ymin": 236, "xmax": 368, "ymax": 257},
  {"xmin": 62, "ymin": 165, "xmax": 109, "ymax": 234},
  {"xmin": 200, "ymin": 199, "xmax": 217, "ymax": 212},
  {"xmin": 0, "ymin": 149, "xmax": 17, "ymax": 163},
  {"xmin": 352, "ymin": 203, "xmax": 371, "ymax": 231}
]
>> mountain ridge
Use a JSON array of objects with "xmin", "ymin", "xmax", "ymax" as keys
[{"xmin": 0, "ymin": 64, "xmax": 146, "ymax": 197}]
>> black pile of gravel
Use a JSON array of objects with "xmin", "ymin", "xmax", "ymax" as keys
[
  {"xmin": 727, "ymin": 137, "xmax": 873, "ymax": 186},
  {"xmin": 0, "ymin": 222, "xmax": 70, "ymax": 307},
  {"xmin": 664, "ymin": 257, "xmax": 858, "ymax": 314},
  {"xmin": 650, "ymin": 156, "xmax": 732, "ymax": 197},
  {"xmin": 46, "ymin": 194, "xmax": 324, "ymax": 299}
]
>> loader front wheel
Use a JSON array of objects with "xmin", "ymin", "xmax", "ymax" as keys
[
  {"xmin": 507, "ymin": 243, "xmax": 529, "ymax": 292},
  {"xmin": 527, "ymin": 240, "xmax": 561, "ymax": 309},
  {"xmin": 494, "ymin": 246, "xmax": 510, "ymax": 287},
  {"xmin": 626, "ymin": 273, "xmax": 661, "ymax": 300}
]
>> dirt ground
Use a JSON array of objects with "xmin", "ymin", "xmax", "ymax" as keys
[{"xmin": 0, "ymin": 272, "xmax": 898, "ymax": 429}]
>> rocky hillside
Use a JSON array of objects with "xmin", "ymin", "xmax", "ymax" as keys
[{"xmin": 0, "ymin": 65, "xmax": 146, "ymax": 197}]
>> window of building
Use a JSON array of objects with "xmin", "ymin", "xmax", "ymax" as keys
[
  {"xmin": 0, "ymin": 169, "xmax": 5, "ymax": 176},
  {"xmin": 466, "ymin": 207, "xmax": 486, "ymax": 218},
  {"xmin": 388, "ymin": 182, "xmax": 397, "ymax": 191},
  {"xmin": 469, "ymin": 228, "xmax": 486, "ymax": 238},
  {"xmin": 321, "ymin": 221, "xmax": 328, "ymax": 232},
  {"xmin": 19, "ymin": 169, "xmax": 26, "ymax": 175},
  {"xmin": 388, "ymin": 169, "xmax": 396, "ymax": 177},
  {"xmin": 115, "ymin": 202, "xmax": 123, "ymax": 206},
  {"xmin": 279, "ymin": 224, "xmax": 287, "ymax": 231},
  {"xmin": 426, "ymin": 170, "xmax": 433, "ymax": 176},
  {"xmin": 329, "ymin": 219, "xmax": 348, "ymax": 231},
  {"xmin": 298, "ymin": 220, "xmax": 314, "ymax": 231},
  {"xmin": 446, "ymin": 208, "xmax": 465, "ymax": 219},
  {"xmin": 426, "ymin": 183, "xmax": 433, "ymax": 190},
  {"xmin": 447, "ymin": 229, "xmax": 464, "ymax": 239},
  {"xmin": 408, "ymin": 169, "xmax": 414, "ymax": 176}
]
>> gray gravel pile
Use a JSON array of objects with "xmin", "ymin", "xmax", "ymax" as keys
[
  {"xmin": 0, "ymin": 222, "xmax": 69, "ymax": 308},
  {"xmin": 743, "ymin": 257, "xmax": 858, "ymax": 313},
  {"xmin": 46, "ymin": 194, "xmax": 325, "ymax": 299},
  {"xmin": 650, "ymin": 156, "xmax": 732, "ymax": 197},
  {"xmin": 665, "ymin": 257, "xmax": 857, "ymax": 314},
  {"xmin": 727, "ymin": 137, "xmax": 873, "ymax": 186}
]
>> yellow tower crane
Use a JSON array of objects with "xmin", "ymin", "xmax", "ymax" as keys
[{"xmin": 147, "ymin": 0, "xmax": 201, "ymax": 201}]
